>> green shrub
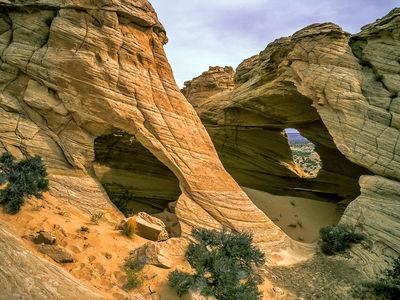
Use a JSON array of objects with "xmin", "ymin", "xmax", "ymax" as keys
[
  {"xmin": 0, "ymin": 152, "xmax": 49, "ymax": 214},
  {"xmin": 168, "ymin": 228, "xmax": 266, "ymax": 300},
  {"xmin": 123, "ymin": 256, "xmax": 145, "ymax": 290},
  {"xmin": 90, "ymin": 211, "xmax": 104, "ymax": 225},
  {"xmin": 353, "ymin": 257, "xmax": 400, "ymax": 299},
  {"xmin": 319, "ymin": 225, "xmax": 364, "ymax": 255},
  {"xmin": 121, "ymin": 224, "xmax": 133, "ymax": 238}
]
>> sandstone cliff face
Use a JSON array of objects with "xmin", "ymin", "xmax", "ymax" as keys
[
  {"xmin": 185, "ymin": 9, "xmax": 400, "ymax": 272},
  {"xmin": 0, "ymin": 0, "xmax": 301, "ymax": 273}
]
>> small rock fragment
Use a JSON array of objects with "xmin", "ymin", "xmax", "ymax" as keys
[
  {"xmin": 33, "ymin": 231, "xmax": 56, "ymax": 245},
  {"xmin": 38, "ymin": 244, "xmax": 74, "ymax": 263}
]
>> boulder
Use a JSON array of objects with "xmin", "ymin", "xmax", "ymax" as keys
[
  {"xmin": 38, "ymin": 244, "xmax": 75, "ymax": 263},
  {"xmin": 126, "ymin": 212, "xmax": 169, "ymax": 241},
  {"xmin": 130, "ymin": 238, "xmax": 188, "ymax": 269},
  {"xmin": 33, "ymin": 231, "xmax": 56, "ymax": 245}
]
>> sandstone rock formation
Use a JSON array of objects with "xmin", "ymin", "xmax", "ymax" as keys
[
  {"xmin": 182, "ymin": 66, "xmax": 235, "ymax": 108},
  {"xmin": 0, "ymin": 0, "xmax": 296, "ymax": 269},
  {"xmin": 184, "ymin": 9, "xmax": 400, "ymax": 273},
  {"xmin": 183, "ymin": 65, "xmax": 371, "ymax": 202},
  {"xmin": 0, "ymin": 224, "xmax": 103, "ymax": 299}
]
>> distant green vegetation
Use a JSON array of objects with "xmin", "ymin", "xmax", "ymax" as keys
[
  {"xmin": 168, "ymin": 228, "xmax": 266, "ymax": 300},
  {"xmin": 319, "ymin": 225, "xmax": 364, "ymax": 255},
  {"xmin": 0, "ymin": 152, "xmax": 49, "ymax": 214}
]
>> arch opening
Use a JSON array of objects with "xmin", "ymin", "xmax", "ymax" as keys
[
  {"xmin": 285, "ymin": 128, "xmax": 322, "ymax": 179},
  {"xmin": 93, "ymin": 131, "xmax": 181, "ymax": 237}
]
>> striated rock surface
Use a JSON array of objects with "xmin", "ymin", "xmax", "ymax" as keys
[
  {"xmin": 185, "ymin": 9, "xmax": 400, "ymax": 272},
  {"xmin": 0, "ymin": 0, "xmax": 297, "ymax": 266},
  {"xmin": 0, "ymin": 224, "xmax": 103, "ymax": 299},
  {"xmin": 182, "ymin": 66, "xmax": 235, "ymax": 107},
  {"xmin": 341, "ymin": 175, "xmax": 400, "ymax": 274}
]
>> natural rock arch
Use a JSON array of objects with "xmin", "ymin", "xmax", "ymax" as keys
[{"xmin": 0, "ymin": 1, "xmax": 297, "ymax": 265}]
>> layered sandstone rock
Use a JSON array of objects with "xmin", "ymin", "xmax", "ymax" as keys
[
  {"xmin": 182, "ymin": 66, "xmax": 235, "ymax": 107},
  {"xmin": 0, "ymin": 0, "xmax": 295, "ymax": 270},
  {"xmin": 184, "ymin": 9, "xmax": 400, "ymax": 273}
]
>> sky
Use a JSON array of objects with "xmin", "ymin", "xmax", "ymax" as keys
[{"xmin": 150, "ymin": 0, "xmax": 397, "ymax": 87}]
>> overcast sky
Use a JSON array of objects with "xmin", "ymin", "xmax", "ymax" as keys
[{"xmin": 150, "ymin": 0, "xmax": 397, "ymax": 87}]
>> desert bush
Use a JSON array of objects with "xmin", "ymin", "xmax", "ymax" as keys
[
  {"xmin": 123, "ymin": 256, "xmax": 145, "ymax": 290},
  {"xmin": 319, "ymin": 225, "xmax": 364, "ymax": 255},
  {"xmin": 0, "ymin": 152, "xmax": 48, "ymax": 214},
  {"xmin": 353, "ymin": 257, "xmax": 400, "ymax": 299},
  {"xmin": 168, "ymin": 228, "xmax": 266, "ymax": 300},
  {"xmin": 90, "ymin": 211, "xmax": 104, "ymax": 225},
  {"xmin": 121, "ymin": 224, "xmax": 134, "ymax": 238}
]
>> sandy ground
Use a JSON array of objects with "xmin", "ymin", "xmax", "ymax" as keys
[
  {"xmin": 0, "ymin": 188, "xmax": 345, "ymax": 299},
  {"xmin": 243, "ymin": 187, "xmax": 342, "ymax": 243},
  {"xmin": 0, "ymin": 194, "xmax": 193, "ymax": 299}
]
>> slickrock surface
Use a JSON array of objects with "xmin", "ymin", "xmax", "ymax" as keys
[
  {"xmin": 0, "ymin": 224, "xmax": 103, "ymax": 299},
  {"xmin": 0, "ymin": 0, "xmax": 298, "ymax": 268},
  {"xmin": 184, "ymin": 9, "xmax": 400, "ymax": 273}
]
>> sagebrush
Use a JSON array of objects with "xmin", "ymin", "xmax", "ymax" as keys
[
  {"xmin": 0, "ymin": 152, "xmax": 49, "ymax": 214},
  {"xmin": 168, "ymin": 228, "xmax": 266, "ymax": 300},
  {"xmin": 319, "ymin": 225, "xmax": 364, "ymax": 255},
  {"xmin": 123, "ymin": 256, "xmax": 145, "ymax": 290}
]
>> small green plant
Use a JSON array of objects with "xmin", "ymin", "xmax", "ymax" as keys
[
  {"xmin": 123, "ymin": 256, "xmax": 145, "ymax": 290},
  {"xmin": 90, "ymin": 211, "xmax": 104, "ymax": 225},
  {"xmin": 0, "ymin": 152, "xmax": 49, "ymax": 214},
  {"xmin": 353, "ymin": 257, "xmax": 400, "ymax": 299},
  {"xmin": 168, "ymin": 228, "xmax": 266, "ymax": 300},
  {"xmin": 79, "ymin": 226, "xmax": 89, "ymax": 233},
  {"xmin": 121, "ymin": 224, "xmax": 133, "ymax": 238},
  {"xmin": 319, "ymin": 225, "xmax": 364, "ymax": 255}
]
